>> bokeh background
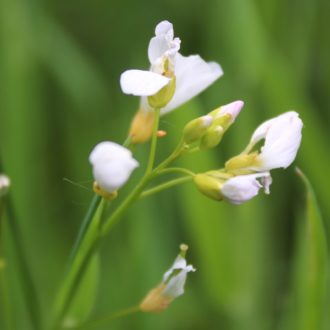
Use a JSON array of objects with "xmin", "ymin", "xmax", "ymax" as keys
[{"xmin": 0, "ymin": 0, "xmax": 329, "ymax": 329}]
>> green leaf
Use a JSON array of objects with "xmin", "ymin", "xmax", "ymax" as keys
[
  {"xmin": 63, "ymin": 253, "xmax": 100, "ymax": 328},
  {"xmin": 294, "ymin": 168, "xmax": 328, "ymax": 330}
]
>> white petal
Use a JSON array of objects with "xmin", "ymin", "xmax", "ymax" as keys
[
  {"xmin": 89, "ymin": 141, "xmax": 139, "ymax": 193},
  {"xmin": 161, "ymin": 54, "xmax": 223, "ymax": 115},
  {"xmin": 120, "ymin": 70, "xmax": 170, "ymax": 96},
  {"xmin": 221, "ymin": 172, "xmax": 270, "ymax": 204},
  {"xmin": 249, "ymin": 111, "xmax": 299, "ymax": 147},
  {"xmin": 155, "ymin": 20, "xmax": 173, "ymax": 38},
  {"xmin": 257, "ymin": 112, "xmax": 303, "ymax": 170},
  {"xmin": 148, "ymin": 21, "xmax": 180, "ymax": 65},
  {"xmin": 162, "ymin": 255, "xmax": 195, "ymax": 299}
]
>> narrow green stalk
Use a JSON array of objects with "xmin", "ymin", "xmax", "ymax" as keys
[
  {"xmin": 146, "ymin": 108, "xmax": 160, "ymax": 174},
  {"xmin": 72, "ymin": 305, "xmax": 140, "ymax": 329},
  {"xmin": 52, "ymin": 199, "xmax": 106, "ymax": 329},
  {"xmin": 68, "ymin": 195, "xmax": 101, "ymax": 265},
  {"xmin": 153, "ymin": 139, "xmax": 188, "ymax": 172},
  {"xmin": 122, "ymin": 135, "xmax": 132, "ymax": 148},
  {"xmin": 140, "ymin": 176, "xmax": 192, "ymax": 199},
  {"xmin": 157, "ymin": 167, "xmax": 195, "ymax": 177},
  {"xmin": 101, "ymin": 175, "xmax": 151, "ymax": 236}
]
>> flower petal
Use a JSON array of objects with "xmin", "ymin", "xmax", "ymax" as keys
[
  {"xmin": 221, "ymin": 172, "xmax": 271, "ymax": 204},
  {"xmin": 258, "ymin": 111, "xmax": 303, "ymax": 170},
  {"xmin": 148, "ymin": 21, "xmax": 180, "ymax": 65},
  {"xmin": 161, "ymin": 54, "xmax": 223, "ymax": 114},
  {"xmin": 120, "ymin": 70, "xmax": 170, "ymax": 96}
]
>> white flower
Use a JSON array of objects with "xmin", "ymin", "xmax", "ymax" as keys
[
  {"xmin": 246, "ymin": 111, "xmax": 303, "ymax": 171},
  {"xmin": 161, "ymin": 255, "xmax": 196, "ymax": 299},
  {"xmin": 120, "ymin": 20, "xmax": 223, "ymax": 114},
  {"xmin": 89, "ymin": 142, "xmax": 139, "ymax": 193},
  {"xmin": 140, "ymin": 244, "xmax": 195, "ymax": 312},
  {"xmin": 0, "ymin": 174, "xmax": 10, "ymax": 197},
  {"xmin": 221, "ymin": 172, "xmax": 272, "ymax": 204}
]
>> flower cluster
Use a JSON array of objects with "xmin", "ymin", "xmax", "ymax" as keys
[{"xmin": 194, "ymin": 111, "xmax": 303, "ymax": 204}]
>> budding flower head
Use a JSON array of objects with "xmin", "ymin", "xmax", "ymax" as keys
[
  {"xmin": 199, "ymin": 101, "xmax": 244, "ymax": 150},
  {"xmin": 140, "ymin": 244, "xmax": 195, "ymax": 313},
  {"xmin": 183, "ymin": 115, "xmax": 213, "ymax": 144},
  {"xmin": 0, "ymin": 174, "xmax": 10, "ymax": 198},
  {"xmin": 89, "ymin": 142, "xmax": 139, "ymax": 196}
]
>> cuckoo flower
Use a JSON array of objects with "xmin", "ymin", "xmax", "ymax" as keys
[
  {"xmin": 89, "ymin": 142, "xmax": 139, "ymax": 198},
  {"xmin": 226, "ymin": 111, "xmax": 303, "ymax": 173},
  {"xmin": 195, "ymin": 111, "xmax": 302, "ymax": 204},
  {"xmin": 120, "ymin": 20, "xmax": 223, "ymax": 143},
  {"xmin": 140, "ymin": 244, "xmax": 195, "ymax": 312}
]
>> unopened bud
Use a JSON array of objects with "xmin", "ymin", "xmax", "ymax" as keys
[
  {"xmin": 199, "ymin": 125, "xmax": 224, "ymax": 149},
  {"xmin": 209, "ymin": 100, "xmax": 244, "ymax": 131},
  {"xmin": 193, "ymin": 174, "xmax": 224, "ymax": 201},
  {"xmin": 93, "ymin": 181, "xmax": 118, "ymax": 201},
  {"xmin": 129, "ymin": 109, "xmax": 155, "ymax": 144},
  {"xmin": 0, "ymin": 175, "xmax": 10, "ymax": 198},
  {"xmin": 183, "ymin": 115, "xmax": 213, "ymax": 144},
  {"xmin": 148, "ymin": 77, "xmax": 176, "ymax": 109}
]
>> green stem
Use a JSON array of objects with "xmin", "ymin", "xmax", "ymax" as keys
[
  {"xmin": 71, "ymin": 305, "xmax": 140, "ymax": 330},
  {"xmin": 157, "ymin": 167, "xmax": 195, "ymax": 177},
  {"xmin": 68, "ymin": 195, "xmax": 101, "ymax": 265},
  {"xmin": 153, "ymin": 139, "xmax": 188, "ymax": 172},
  {"xmin": 140, "ymin": 176, "xmax": 192, "ymax": 199},
  {"xmin": 52, "ymin": 199, "xmax": 107, "ymax": 329},
  {"xmin": 101, "ymin": 175, "xmax": 151, "ymax": 236},
  {"xmin": 146, "ymin": 108, "xmax": 160, "ymax": 174}
]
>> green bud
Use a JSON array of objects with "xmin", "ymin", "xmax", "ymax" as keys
[
  {"xmin": 193, "ymin": 174, "xmax": 224, "ymax": 201},
  {"xmin": 199, "ymin": 125, "xmax": 224, "ymax": 149},
  {"xmin": 148, "ymin": 77, "xmax": 176, "ymax": 109},
  {"xmin": 183, "ymin": 115, "xmax": 213, "ymax": 144}
]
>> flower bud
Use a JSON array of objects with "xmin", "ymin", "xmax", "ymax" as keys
[
  {"xmin": 89, "ymin": 142, "xmax": 139, "ymax": 195},
  {"xmin": 199, "ymin": 125, "xmax": 224, "ymax": 150},
  {"xmin": 128, "ymin": 109, "xmax": 155, "ymax": 144},
  {"xmin": 148, "ymin": 77, "xmax": 176, "ymax": 109},
  {"xmin": 0, "ymin": 174, "xmax": 10, "ymax": 198},
  {"xmin": 209, "ymin": 100, "xmax": 244, "ymax": 131},
  {"xmin": 193, "ymin": 174, "xmax": 224, "ymax": 201},
  {"xmin": 183, "ymin": 115, "xmax": 213, "ymax": 144}
]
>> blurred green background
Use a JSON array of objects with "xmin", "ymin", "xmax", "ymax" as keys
[{"xmin": 0, "ymin": 0, "xmax": 329, "ymax": 329}]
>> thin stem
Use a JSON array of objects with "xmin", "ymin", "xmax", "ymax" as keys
[
  {"xmin": 71, "ymin": 305, "xmax": 140, "ymax": 329},
  {"xmin": 68, "ymin": 195, "xmax": 101, "ymax": 265},
  {"xmin": 146, "ymin": 108, "xmax": 160, "ymax": 174},
  {"xmin": 122, "ymin": 135, "xmax": 132, "ymax": 148},
  {"xmin": 157, "ymin": 167, "xmax": 195, "ymax": 177},
  {"xmin": 101, "ymin": 176, "xmax": 151, "ymax": 236},
  {"xmin": 140, "ymin": 176, "xmax": 192, "ymax": 199},
  {"xmin": 52, "ymin": 199, "xmax": 107, "ymax": 329}
]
